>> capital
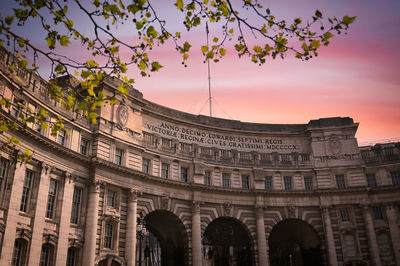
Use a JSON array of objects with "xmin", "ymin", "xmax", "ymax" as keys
[{"xmin": 128, "ymin": 186, "xmax": 141, "ymax": 202}]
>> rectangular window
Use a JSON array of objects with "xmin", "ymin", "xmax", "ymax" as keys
[
  {"xmin": 265, "ymin": 176, "xmax": 272, "ymax": 191},
  {"xmin": 45, "ymin": 179, "xmax": 58, "ymax": 219},
  {"xmin": 366, "ymin": 173, "xmax": 377, "ymax": 188},
  {"xmin": 372, "ymin": 206, "xmax": 384, "ymax": 220},
  {"xmin": 390, "ymin": 171, "xmax": 400, "ymax": 186},
  {"xmin": 20, "ymin": 170, "xmax": 33, "ymax": 212},
  {"xmin": 0, "ymin": 158, "xmax": 8, "ymax": 197},
  {"xmin": 340, "ymin": 208, "xmax": 350, "ymax": 222},
  {"xmin": 222, "ymin": 173, "xmax": 230, "ymax": 188},
  {"xmin": 104, "ymin": 223, "xmax": 113, "ymax": 249},
  {"xmin": 181, "ymin": 167, "xmax": 188, "ymax": 182},
  {"xmin": 107, "ymin": 190, "xmax": 117, "ymax": 208},
  {"xmin": 284, "ymin": 176, "xmax": 292, "ymax": 191},
  {"xmin": 304, "ymin": 177, "xmax": 313, "ymax": 190},
  {"xmin": 11, "ymin": 99, "xmax": 21, "ymax": 117},
  {"xmin": 242, "ymin": 175, "xmax": 249, "ymax": 189},
  {"xmin": 115, "ymin": 148, "xmax": 123, "ymax": 165},
  {"xmin": 336, "ymin": 175, "xmax": 346, "ymax": 189},
  {"xmin": 161, "ymin": 163, "xmax": 169, "ymax": 178},
  {"xmin": 80, "ymin": 138, "xmax": 89, "ymax": 155},
  {"xmin": 70, "ymin": 187, "xmax": 82, "ymax": 224},
  {"xmin": 142, "ymin": 158, "xmax": 150, "ymax": 174},
  {"xmin": 57, "ymin": 130, "xmax": 66, "ymax": 146},
  {"xmin": 66, "ymin": 248, "xmax": 76, "ymax": 266},
  {"xmin": 204, "ymin": 171, "xmax": 211, "ymax": 185}
]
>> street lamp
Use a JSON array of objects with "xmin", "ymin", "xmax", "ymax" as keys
[{"xmin": 137, "ymin": 212, "xmax": 149, "ymax": 266}]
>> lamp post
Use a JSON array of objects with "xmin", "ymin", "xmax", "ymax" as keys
[{"xmin": 137, "ymin": 212, "xmax": 149, "ymax": 266}]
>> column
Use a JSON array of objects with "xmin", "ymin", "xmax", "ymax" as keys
[
  {"xmin": 0, "ymin": 160, "xmax": 26, "ymax": 265},
  {"xmin": 362, "ymin": 205, "xmax": 381, "ymax": 266},
  {"xmin": 386, "ymin": 204, "xmax": 400, "ymax": 265},
  {"xmin": 255, "ymin": 205, "xmax": 269, "ymax": 266},
  {"xmin": 82, "ymin": 180, "xmax": 101, "ymax": 266},
  {"xmin": 192, "ymin": 201, "xmax": 202, "ymax": 266},
  {"xmin": 28, "ymin": 162, "xmax": 51, "ymax": 265},
  {"xmin": 125, "ymin": 187, "xmax": 139, "ymax": 266},
  {"xmin": 321, "ymin": 206, "xmax": 337, "ymax": 266},
  {"xmin": 55, "ymin": 173, "xmax": 75, "ymax": 265}
]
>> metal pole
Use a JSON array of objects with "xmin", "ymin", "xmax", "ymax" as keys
[{"xmin": 206, "ymin": 22, "xmax": 212, "ymax": 117}]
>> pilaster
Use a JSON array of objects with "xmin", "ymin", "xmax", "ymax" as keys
[
  {"xmin": 362, "ymin": 205, "xmax": 381, "ymax": 266},
  {"xmin": 321, "ymin": 206, "xmax": 337, "ymax": 266},
  {"xmin": 125, "ymin": 186, "xmax": 140, "ymax": 266},
  {"xmin": 192, "ymin": 200, "xmax": 202, "ymax": 266}
]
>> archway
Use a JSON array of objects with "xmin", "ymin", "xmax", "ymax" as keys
[
  {"xmin": 202, "ymin": 217, "xmax": 253, "ymax": 266},
  {"xmin": 268, "ymin": 219, "xmax": 322, "ymax": 266},
  {"xmin": 141, "ymin": 210, "xmax": 189, "ymax": 266}
]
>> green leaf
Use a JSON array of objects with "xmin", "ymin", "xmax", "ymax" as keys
[
  {"xmin": 206, "ymin": 51, "xmax": 214, "ymax": 59},
  {"xmin": 315, "ymin": 10, "xmax": 322, "ymax": 19},
  {"xmin": 60, "ymin": 35, "xmax": 71, "ymax": 46},
  {"xmin": 146, "ymin": 26, "xmax": 158, "ymax": 38},
  {"xmin": 18, "ymin": 60, "xmax": 28, "ymax": 69},
  {"xmin": 183, "ymin": 41, "xmax": 191, "ymax": 52},
  {"xmin": 310, "ymin": 40, "xmax": 320, "ymax": 49},
  {"xmin": 5, "ymin": 15, "xmax": 14, "ymax": 25},
  {"xmin": 138, "ymin": 60, "xmax": 146, "ymax": 70},
  {"xmin": 89, "ymin": 112, "xmax": 99, "ymax": 119},
  {"xmin": 294, "ymin": 18, "xmax": 301, "ymax": 24},
  {"xmin": 201, "ymin": 45, "xmax": 208, "ymax": 53},
  {"xmin": 175, "ymin": 0, "xmax": 184, "ymax": 10},
  {"xmin": 151, "ymin": 61, "xmax": 163, "ymax": 72},
  {"xmin": 342, "ymin": 16, "xmax": 356, "ymax": 25},
  {"xmin": 253, "ymin": 46, "xmax": 262, "ymax": 53},
  {"xmin": 324, "ymin": 32, "xmax": 334, "ymax": 40},
  {"xmin": 219, "ymin": 48, "xmax": 226, "ymax": 56}
]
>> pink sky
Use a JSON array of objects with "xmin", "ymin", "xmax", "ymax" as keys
[{"xmin": 3, "ymin": 0, "xmax": 400, "ymax": 144}]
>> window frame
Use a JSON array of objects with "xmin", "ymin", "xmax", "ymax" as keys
[
  {"xmin": 161, "ymin": 163, "xmax": 169, "ymax": 179},
  {"xmin": 11, "ymin": 238, "xmax": 27, "ymax": 266},
  {"xmin": 372, "ymin": 206, "xmax": 384, "ymax": 220},
  {"xmin": 284, "ymin": 176, "xmax": 293, "ymax": 191},
  {"xmin": 80, "ymin": 138, "xmax": 89, "ymax": 156},
  {"xmin": 222, "ymin": 173, "xmax": 230, "ymax": 188},
  {"xmin": 66, "ymin": 247, "xmax": 77, "ymax": 266},
  {"xmin": 70, "ymin": 186, "xmax": 83, "ymax": 225},
  {"xmin": 390, "ymin": 171, "xmax": 400, "ymax": 186},
  {"xmin": 181, "ymin": 166, "xmax": 188, "ymax": 182},
  {"xmin": 204, "ymin": 171, "xmax": 211, "ymax": 185},
  {"xmin": 45, "ymin": 179, "xmax": 58, "ymax": 219},
  {"xmin": 265, "ymin": 176, "xmax": 272, "ymax": 191},
  {"xmin": 241, "ymin": 175, "xmax": 249, "ymax": 190},
  {"xmin": 142, "ymin": 158, "xmax": 150, "ymax": 174},
  {"xmin": 104, "ymin": 222, "xmax": 114, "ymax": 249},
  {"xmin": 20, "ymin": 170, "xmax": 34, "ymax": 213},
  {"xmin": 115, "ymin": 148, "xmax": 123, "ymax": 166},
  {"xmin": 106, "ymin": 189, "xmax": 118, "ymax": 209},
  {"xmin": 57, "ymin": 129, "xmax": 67, "ymax": 146},
  {"xmin": 336, "ymin": 174, "xmax": 346, "ymax": 189},
  {"xmin": 304, "ymin": 176, "xmax": 313, "ymax": 190},
  {"xmin": 39, "ymin": 244, "xmax": 54, "ymax": 266},
  {"xmin": 366, "ymin": 173, "xmax": 377, "ymax": 188},
  {"xmin": 0, "ymin": 157, "xmax": 9, "ymax": 201}
]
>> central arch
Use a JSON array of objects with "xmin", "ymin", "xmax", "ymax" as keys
[
  {"xmin": 142, "ymin": 210, "xmax": 189, "ymax": 266},
  {"xmin": 202, "ymin": 217, "xmax": 253, "ymax": 266},
  {"xmin": 268, "ymin": 219, "xmax": 322, "ymax": 266}
]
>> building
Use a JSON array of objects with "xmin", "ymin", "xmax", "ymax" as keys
[{"xmin": 0, "ymin": 46, "xmax": 399, "ymax": 266}]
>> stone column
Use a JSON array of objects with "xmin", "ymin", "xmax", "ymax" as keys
[
  {"xmin": 362, "ymin": 205, "xmax": 381, "ymax": 266},
  {"xmin": 82, "ymin": 180, "xmax": 101, "ymax": 266},
  {"xmin": 0, "ymin": 160, "xmax": 26, "ymax": 265},
  {"xmin": 386, "ymin": 204, "xmax": 400, "ymax": 265},
  {"xmin": 255, "ymin": 205, "xmax": 269, "ymax": 266},
  {"xmin": 125, "ymin": 187, "xmax": 139, "ymax": 266},
  {"xmin": 321, "ymin": 206, "xmax": 337, "ymax": 266},
  {"xmin": 28, "ymin": 162, "xmax": 52, "ymax": 265},
  {"xmin": 192, "ymin": 201, "xmax": 202, "ymax": 266},
  {"xmin": 55, "ymin": 173, "xmax": 75, "ymax": 265}
]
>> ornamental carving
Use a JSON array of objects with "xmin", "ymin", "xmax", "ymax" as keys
[
  {"xmin": 329, "ymin": 134, "xmax": 341, "ymax": 154},
  {"xmin": 116, "ymin": 105, "xmax": 129, "ymax": 128}
]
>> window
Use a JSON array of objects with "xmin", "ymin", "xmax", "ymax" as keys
[
  {"xmin": 372, "ymin": 206, "xmax": 384, "ymax": 220},
  {"xmin": 80, "ymin": 138, "xmax": 89, "ymax": 155},
  {"xmin": 242, "ymin": 175, "xmax": 249, "ymax": 189},
  {"xmin": 107, "ymin": 190, "xmax": 117, "ymax": 208},
  {"xmin": 40, "ymin": 244, "xmax": 54, "ymax": 266},
  {"xmin": 301, "ymin": 154, "xmax": 310, "ymax": 161},
  {"xmin": 70, "ymin": 187, "xmax": 82, "ymax": 224},
  {"xmin": 284, "ymin": 176, "xmax": 292, "ymax": 191},
  {"xmin": 366, "ymin": 173, "xmax": 377, "ymax": 188},
  {"xmin": 11, "ymin": 239, "xmax": 27, "ymax": 266},
  {"xmin": 343, "ymin": 234, "xmax": 357, "ymax": 257},
  {"xmin": 265, "ymin": 176, "xmax": 272, "ymax": 191},
  {"xmin": 142, "ymin": 158, "xmax": 150, "ymax": 174},
  {"xmin": 45, "ymin": 179, "xmax": 58, "ymax": 219},
  {"xmin": 66, "ymin": 248, "xmax": 77, "ymax": 266},
  {"xmin": 57, "ymin": 130, "xmax": 66, "ymax": 146},
  {"xmin": 181, "ymin": 167, "xmax": 188, "ymax": 182},
  {"xmin": 0, "ymin": 158, "xmax": 9, "ymax": 196},
  {"xmin": 104, "ymin": 223, "xmax": 113, "ymax": 249},
  {"xmin": 304, "ymin": 177, "xmax": 313, "ymax": 190},
  {"xmin": 336, "ymin": 174, "xmax": 346, "ymax": 189},
  {"xmin": 204, "ymin": 171, "xmax": 211, "ymax": 185},
  {"xmin": 222, "ymin": 173, "xmax": 230, "ymax": 188},
  {"xmin": 161, "ymin": 163, "xmax": 169, "ymax": 178},
  {"xmin": 340, "ymin": 208, "xmax": 350, "ymax": 222},
  {"xmin": 11, "ymin": 99, "xmax": 21, "ymax": 117},
  {"xmin": 377, "ymin": 233, "xmax": 391, "ymax": 256},
  {"xmin": 115, "ymin": 148, "xmax": 123, "ymax": 165},
  {"xmin": 390, "ymin": 171, "xmax": 400, "ymax": 186},
  {"xmin": 20, "ymin": 170, "xmax": 33, "ymax": 212}
]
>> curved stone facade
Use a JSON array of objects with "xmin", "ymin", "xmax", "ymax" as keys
[{"xmin": 0, "ymin": 47, "xmax": 400, "ymax": 266}]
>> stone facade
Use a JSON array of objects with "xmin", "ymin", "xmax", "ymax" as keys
[{"xmin": 0, "ymin": 47, "xmax": 399, "ymax": 266}]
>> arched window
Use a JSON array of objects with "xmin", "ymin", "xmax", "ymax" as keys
[
  {"xmin": 67, "ymin": 247, "xmax": 78, "ymax": 266},
  {"xmin": 11, "ymin": 238, "xmax": 28, "ymax": 266},
  {"xmin": 39, "ymin": 244, "xmax": 55, "ymax": 266}
]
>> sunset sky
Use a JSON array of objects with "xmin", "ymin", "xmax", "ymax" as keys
[{"xmin": 3, "ymin": 0, "xmax": 400, "ymax": 145}]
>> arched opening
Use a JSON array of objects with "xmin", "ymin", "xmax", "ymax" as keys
[
  {"xmin": 139, "ymin": 210, "xmax": 189, "ymax": 266},
  {"xmin": 202, "ymin": 217, "xmax": 253, "ymax": 266},
  {"xmin": 98, "ymin": 259, "xmax": 121, "ymax": 266},
  {"xmin": 269, "ymin": 219, "xmax": 322, "ymax": 266}
]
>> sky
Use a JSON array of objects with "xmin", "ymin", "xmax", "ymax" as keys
[{"xmin": 2, "ymin": 0, "xmax": 400, "ymax": 145}]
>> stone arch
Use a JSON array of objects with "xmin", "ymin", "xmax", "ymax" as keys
[
  {"xmin": 142, "ymin": 210, "xmax": 189, "ymax": 266},
  {"xmin": 95, "ymin": 254, "xmax": 125, "ymax": 266},
  {"xmin": 202, "ymin": 216, "xmax": 254, "ymax": 266},
  {"xmin": 268, "ymin": 218, "xmax": 323, "ymax": 266}
]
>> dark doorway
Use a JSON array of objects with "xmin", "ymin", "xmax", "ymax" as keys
[
  {"xmin": 202, "ymin": 217, "xmax": 253, "ymax": 266},
  {"xmin": 141, "ymin": 210, "xmax": 189, "ymax": 266},
  {"xmin": 269, "ymin": 219, "xmax": 323, "ymax": 266}
]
